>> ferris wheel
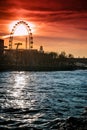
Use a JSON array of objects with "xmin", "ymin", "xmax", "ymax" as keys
[{"xmin": 9, "ymin": 20, "xmax": 33, "ymax": 49}]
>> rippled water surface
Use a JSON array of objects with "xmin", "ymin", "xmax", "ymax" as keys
[{"xmin": 0, "ymin": 70, "xmax": 87, "ymax": 129}]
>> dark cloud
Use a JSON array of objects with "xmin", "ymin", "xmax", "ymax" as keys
[
  {"xmin": 25, "ymin": 10, "xmax": 87, "ymax": 31},
  {"xmin": 0, "ymin": 10, "xmax": 16, "ymax": 20},
  {"xmin": 0, "ymin": 0, "xmax": 87, "ymax": 22},
  {"xmin": 17, "ymin": 0, "xmax": 87, "ymax": 11},
  {"xmin": 0, "ymin": 0, "xmax": 16, "ymax": 10},
  {"xmin": 0, "ymin": 0, "xmax": 87, "ymax": 11},
  {"xmin": 77, "ymin": 27, "xmax": 87, "ymax": 31}
]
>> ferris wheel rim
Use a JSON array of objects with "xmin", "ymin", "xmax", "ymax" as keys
[{"xmin": 9, "ymin": 20, "xmax": 33, "ymax": 49}]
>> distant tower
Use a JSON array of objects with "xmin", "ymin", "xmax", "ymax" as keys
[
  {"xmin": 0, "ymin": 39, "xmax": 4, "ymax": 55},
  {"xmin": 26, "ymin": 37, "xmax": 27, "ymax": 49},
  {"xmin": 39, "ymin": 46, "xmax": 44, "ymax": 53}
]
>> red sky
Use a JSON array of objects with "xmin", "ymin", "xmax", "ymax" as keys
[{"xmin": 0, "ymin": 0, "xmax": 87, "ymax": 57}]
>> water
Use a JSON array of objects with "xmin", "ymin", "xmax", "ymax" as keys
[{"xmin": 0, "ymin": 70, "xmax": 87, "ymax": 129}]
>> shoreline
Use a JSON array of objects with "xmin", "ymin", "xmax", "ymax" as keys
[{"xmin": 0, "ymin": 64, "xmax": 87, "ymax": 72}]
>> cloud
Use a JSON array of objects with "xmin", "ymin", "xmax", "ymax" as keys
[
  {"xmin": 1, "ymin": 0, "xmax": 87, "ymax": 12},
  {"xmin": 0, "ymin": 0, "xmax": 87, "ymax": 22},
  {"xmin": 29, "ymin": 0, "xmax": 86, "ymax": 11},
  {"xmin": 78, "ymin": 27, "xmax": 87, "ymax": 31},
  {"xmin": 15, "ymin": 0, "xmax": 87, "ymax": 11}
]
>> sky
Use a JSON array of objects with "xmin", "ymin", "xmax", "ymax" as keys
[{"xmin": 0, "ymin": 0, "xmax": 87, "ymax": 57}]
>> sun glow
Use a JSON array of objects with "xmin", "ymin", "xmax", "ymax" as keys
[
  {"xmin": 14, "ymin": 24, "xmax": 28, "ymax": 36},
  {"xmin": 9, "ymin": 21, "xmax": 35, "ymax": 36}
]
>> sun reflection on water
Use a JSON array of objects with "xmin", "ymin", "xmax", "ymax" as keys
[
  {"xmin": 10, "ymin": 72, "xmax": 28, "ymax": 108},
  {"xmin": 4, "ymin": 72, "xmax": 43, "ymax": 124}
]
